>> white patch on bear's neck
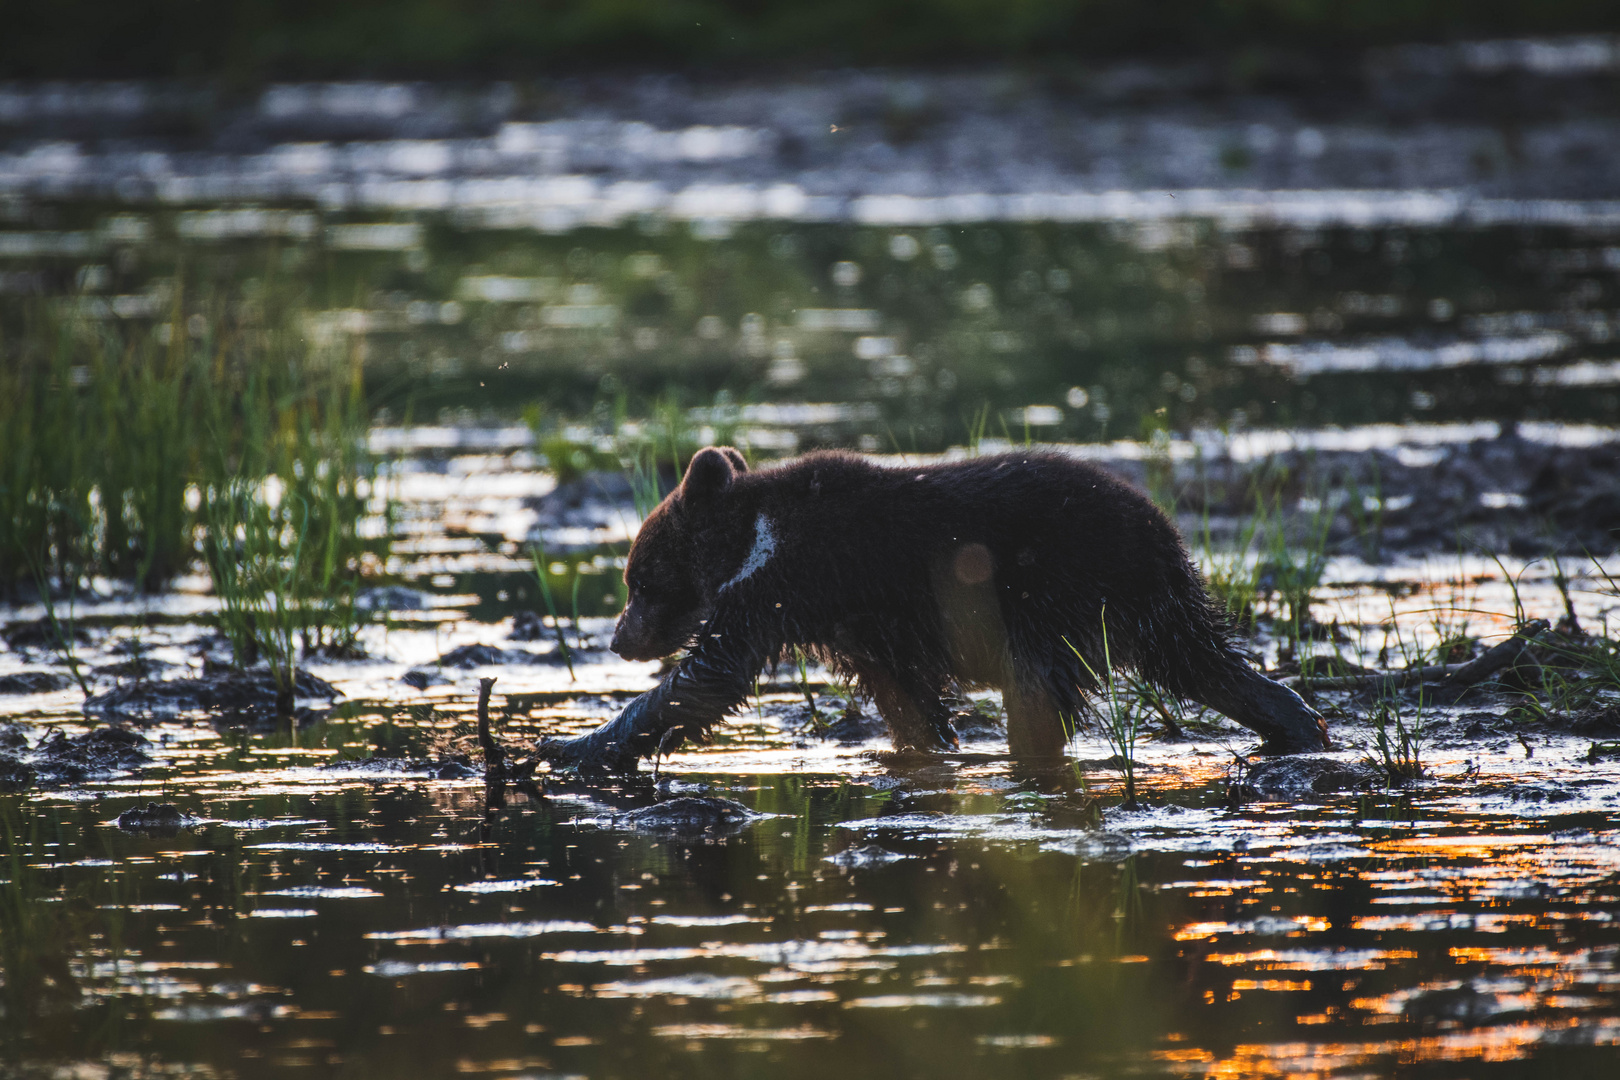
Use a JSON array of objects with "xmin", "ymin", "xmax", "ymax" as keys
[{"xmin": 720, "ymin": 513, "xmax": 777, "ymax": 592}]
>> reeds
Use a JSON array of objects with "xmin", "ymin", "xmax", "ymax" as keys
[
  {"xmin": 1359, "ymin": 602, "xmax": 1432, "ymax": 782},
  {"xmin": 1066, "ymin": 602, "xmax": 1143, "ymax": 808},
  {"xmin": 1196, "ymin": 506, "xmax": 1265, "ymax": 629},
  {"xmin": 1516, "ymin": 554, "xmax": 1620, "ymax": 719},
  {"xmin": 0, "ymin": 306, "xmax": 201, "ymax": 595},
  {"xmin": 1, "ymin": 291, "xmax": 386, "ymax": 710},
  {"xmin": 196, "ymin": 316, "xmax": 385, "ymax": 705},
  {"xmin": 792, "ymin": 647, "xmax": 828, "ymax": 731},
  {"xmin": 26, "ymin": 564, "xmax": 92, "ymax": 699},
  {"xmin": 528, "ymin": 543, "xmax": 576, "ymax": 680},
  {"xmin": 1188, "ymin": 459, "xmax": 1346, "ymax": 692},
  {"xmin": 1260, "ymin": 487, "xmax": 1333, "ymax": 638},
  {"xmin": 617, "ymin": 392, "xmax": 704, "ymax": 519},
  {"xmin": 1367, "ymin": 689, "xmax": 1426, "ymax": 782},
  {"xmin": 201, "ymin": 473, "xmax": 306, "ymax": 713}
]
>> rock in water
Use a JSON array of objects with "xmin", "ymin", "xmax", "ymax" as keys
[
  {"xmin": 1241, "ymin": 756, "xmax": 1382, "ymax": 799},
  {"xmin": 824, "ymin": 844, "xmax": 912, "ymax": 868},
  {"xmin": 2, "ymin": 618, "xmax": 90, "ymax": 653},
  {"xmin": 402, "ymin": 668, "xmax": 451, "ymax": 690},
  {"xmin": 36, "ymin": 726, "xmax": 152, "ymax": 771},
  {"xmin": 355, "ymin": 585, "xmax": 428, "ymax": 612},
  {"xmin": 116, "ymin": 802, "xmax": 188, "ymax": 831},
  {"xmin": 437, "ymin": 644, "xmax": 536, "ymax": 668},
  {"xmin": 93, "ymin": 657, "xmax": 176, "ymax": 681},
  {"xmin": 437, "ymin": 643, "xmax": 584, "ymax": 668},
  {"xmin": 0, "ymin": 725, "xmax": 151, "ymax": 790},
  {"xmin": 508, "ymin": 611, "xmax": 548, "ymax": 641},
  {"xmin": 0, "ymin": 757, "xmax": 36, "ymax": 790},
  {"xmin": 826, "ymin": 704, "xmax": 889, "ymax": 744},
  {"xmin": 619, "ymin": 797, "xmax": 760, "ymax": 834},
  {"xmin": 0, "ymin": 671, "xmax": 74, "ymax": 694}
]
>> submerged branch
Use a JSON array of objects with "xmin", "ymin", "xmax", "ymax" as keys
[{"xmin": 1282, "ymin": 619, "xmax": 1550, "ymax": 694}]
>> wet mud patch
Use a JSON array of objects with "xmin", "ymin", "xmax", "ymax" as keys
[
  {"xmin": 435, "ymin": 643, "xmax": 577, "ymax": 668},
  {"xmin": 400, "ymin": 667, "xmax": 453, "ymax": 690},
  {"xmin": 0, "ymin": 724, "xmax": 151, "ymax": 788},
  {"xmin": 1, "ymin": 617, "xmax": 92, "ymax": 654},
  {"xmin": 113, "ymin": 802, "xmax": 196, "ymax": 833},
  {"xmin": 0, "ymin": 671, "xmax": 74, "ymax": 694},
  {"xmin": 1159, "ymin": 433, "xmax": 1620, "ymax": 559},
  {"xmin": 81, "ymin": 667, "xmax": 339, "ymax": 722}
]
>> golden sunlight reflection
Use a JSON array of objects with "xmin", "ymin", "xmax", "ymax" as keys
[{"xmin": 1159, "ymin": 1019, "xmax": 1620, "ymax": 1077}]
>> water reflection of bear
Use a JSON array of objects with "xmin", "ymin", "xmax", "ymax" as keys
[{"xmin": 538, "ymin": 447, "xmax": 1328, "ymax": 771}]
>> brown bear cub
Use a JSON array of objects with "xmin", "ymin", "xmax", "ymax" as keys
[{"xmin": 537, "ymin": 447, "xmax": 1329, "ymax": 771}]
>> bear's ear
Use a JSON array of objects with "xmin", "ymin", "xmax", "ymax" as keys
[
  {"xmin": 681, "ymin": 446, "xmax": 738, "ymax": 501},
  {"xmin": 721, "ymin": 447, "xmax": 748, "ymax": 473}
]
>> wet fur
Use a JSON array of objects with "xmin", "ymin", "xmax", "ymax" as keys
[{"xmin": 539, "ymin": 447, "xmax": 1328, "ymax": 770}]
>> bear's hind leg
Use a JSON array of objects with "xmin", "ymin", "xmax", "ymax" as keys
[
  {"xmin": 1003, "ymin": 679, "xmax": 1070, "ymax": 757},
  {"xmin": 854, "ymin": 664, "xmax": 958, "ymax": 752}
]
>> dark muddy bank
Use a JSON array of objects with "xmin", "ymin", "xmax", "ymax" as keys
[{"xmin": 1140, "ymin": 430, "xmax": 1620, "ymax": 558}]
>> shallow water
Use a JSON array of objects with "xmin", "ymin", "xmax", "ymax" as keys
[
  {"xmin": 3, "ymin": 510, "xmax": 1619, "ymax": 1077},
  {"xmin": 4, "ymin": 694, "xmax": 1620, "ymax": 1078},
  {"xmin": 6, "ymin": 65, "xmax": 1620, "ymax": 445}
]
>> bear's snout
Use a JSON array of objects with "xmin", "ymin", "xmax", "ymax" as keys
[
  {"xmin": 609, "ymin": 616, "xmax": 640, "ymax": 659},
  {"xmin": 610, "ymin": 604, "xmax": 664, "ymax": 661}
]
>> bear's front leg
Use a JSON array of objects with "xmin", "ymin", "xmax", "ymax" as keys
[
  {"xmin": 532, "ymin": 688, "xmax": 665, "ymax": 773},
  {"xmin": 536, "ymin": 618, "xmax": 772, "ymax": 773}
]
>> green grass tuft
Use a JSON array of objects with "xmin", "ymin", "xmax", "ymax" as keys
[
  {"xmin": 1065, "ymin": 601, "xmax": 1144, "ymax": 809},
  {"xmin": 1, "ymin": 290, "xmax": 387, "ymax": 711}
]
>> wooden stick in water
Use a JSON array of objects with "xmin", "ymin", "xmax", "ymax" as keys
[{"xmin": 477, "ymin": 677, "xmax": 505, "ymax": 776}]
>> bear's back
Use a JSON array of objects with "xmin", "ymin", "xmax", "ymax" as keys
[
  {"xmin": 736, "ymin": 449, "xmax": 1166, "ymax": 540},
  {"xmin": 702, "ymin": 450, "xmax": 1183, "ymax": 603}
]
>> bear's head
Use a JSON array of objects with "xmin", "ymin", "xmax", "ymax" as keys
[{"xmin": 611, "ymin": 446, "xmax": 748, "ymax": 661}]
